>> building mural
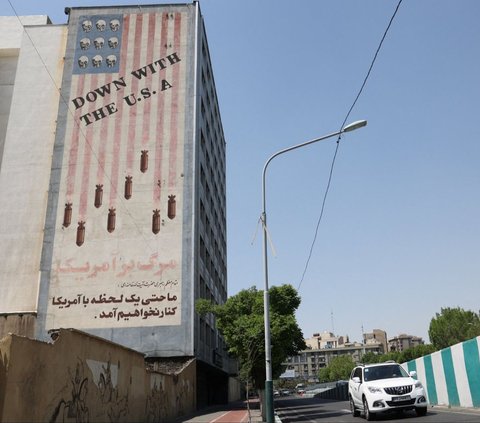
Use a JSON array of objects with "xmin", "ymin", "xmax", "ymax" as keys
[
  {"xmin": 0, "ymin": 4, "xmax": 231, "ymax": 408},
  {"xmin": 46, "ymin": 10, "xmax": 189, "ymax": 330}
]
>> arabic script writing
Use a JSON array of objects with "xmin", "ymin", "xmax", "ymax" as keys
[
  {"xmin": 51, "ymin": 292, "xmax": 179, "ymax": 321},
  {"xmin": 55, "ymin": 255, "xmax": 177, "ymax": 279},
  {"xmin": 118, "ymin": 279, "xmax": 178, "ymax": 289}
]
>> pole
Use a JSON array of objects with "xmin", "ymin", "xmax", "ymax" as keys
[{"xmin": 261, "ymin": 121, "xmax": 366, "ymax": 423}]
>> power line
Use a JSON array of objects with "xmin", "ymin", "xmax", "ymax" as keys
[
  {"xmin": 297, "ymin": 0, "xmax": 403, "ymax": 291},
  {"xmin": 7, "ymin": 0, "xmax": 157, "ymax": 253}
]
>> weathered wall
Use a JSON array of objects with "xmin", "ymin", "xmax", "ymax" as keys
[
  {"xmin": 228, "ymin": 377, "xmax": 242, "ymax": 403},
  {"xmin": 0, "ymin": 21, "xmax": 66, "ymax": 314},
  {"xmin": 0, "ymin": 314, "xmax": 36, "ymax": 339},
  {"xmin": 404, "ymin": 336, "xmax": 480, "ymax": 408},
  {"xmin": 0, "ymin": 328, "xmax": 196, "ymax": 422}
]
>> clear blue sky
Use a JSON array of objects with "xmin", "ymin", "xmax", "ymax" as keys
[{"xmin": 4, "ymin": 0, "xmax": 480, "ymax": 344}]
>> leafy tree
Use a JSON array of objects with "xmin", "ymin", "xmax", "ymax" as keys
[
  {"xmin": 362, "ymin": 344, "xmax": 437, "ymax": 365},
  {"xmin": 318, "ymin": 355, "xmax": 356, "ymax": 382},
  {"xmin": 196, "ymin": 284, "xmax": 306, "ymax": 389},
  {"xmin": 377, "ymin": 351, "xmax": 401, "ymax": 363},
  {"xmin": 400, "ymin": 344, "xmax": 436, "ymax": 362},
  {"xmin": 318, "ymin": 366, "xmax": 331, "ymax": 383},
  {"xmin": 429, "ymin": 307, "xmax": 480, "ymax": 350},
  {"xmin": 361, "ymin": 352, "xmax": 381, "ymax": 364}
]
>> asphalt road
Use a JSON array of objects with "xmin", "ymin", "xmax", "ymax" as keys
[{"xmin": 274, "ymin": 396, "xmax": 480, "ymax": 423}]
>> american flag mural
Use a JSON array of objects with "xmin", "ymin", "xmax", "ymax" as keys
[{"xmin": 46, "ymin": 10, "xmax": 189, "ymax": 329}]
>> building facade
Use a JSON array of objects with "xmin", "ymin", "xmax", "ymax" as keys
[
  {"xmin": 0, "ymin": 2, "xmax": 228, "ymax": 406},
  {"xmin": 305, "ymin": 331, "xmax": 347, "ymax": 350},
  {"xmin": 388, "ymin": 334, "xmax": 424, "ymax": 352},
  {"xmin": 363, "ymin": 329, "xmax": 388, "ymax": 354},
  {"xmin": 284, "ymin": 343, "xmax": 383, "ymax": 382}
]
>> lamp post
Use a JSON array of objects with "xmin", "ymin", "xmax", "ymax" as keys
[{"xmin": 261, "ymin": 120, "xmax": 367, "ymax": 423}]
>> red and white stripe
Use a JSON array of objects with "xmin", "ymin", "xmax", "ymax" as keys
[{"xmin": 61, "ymin": 11, "xmax": 186, "ymax": 237}]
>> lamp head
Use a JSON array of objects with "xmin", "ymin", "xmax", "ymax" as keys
[{"xmin": 343, "ymin": 120, "xmax": 367, "ymax": 133}]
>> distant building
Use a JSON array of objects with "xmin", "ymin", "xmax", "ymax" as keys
[
  {"xmin": 363, "ymin": 329, "xmax": 388, "ymax": 354},
  {"xmin": 388, "ymin": 334, "xmax": 424, "ymax": 352},
  {"xmin": 305, "ymin": 331, "xmax": 348, "ymax": 350},
  {"xmin": 286, "ymin": 331, "xmax": 382, "ymax": 382}
]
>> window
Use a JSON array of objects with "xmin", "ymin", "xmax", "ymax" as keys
[{"xmin": 352, "ymin": 367, "xmax": 363, "ymax": 382}]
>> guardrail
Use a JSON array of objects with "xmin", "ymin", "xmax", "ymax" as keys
[
  {"xmin": 403, "ymin": 336, "xmax": 480, "ymax": 408},
  {"xmin": 311, "ymin": 381, "xmax": 348, "ymax": 401},
  {"xmin": 304, "ymin": 336, "xmax": 480, "ymax": 409}
]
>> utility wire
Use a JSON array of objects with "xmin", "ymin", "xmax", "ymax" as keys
[
  {"xmin": 297, "ymin": 0, "xmax": 403, "ymax": 291},
  {"xmin": 7, "ymin": 0, "xmax": 157, "ymax": 253}
]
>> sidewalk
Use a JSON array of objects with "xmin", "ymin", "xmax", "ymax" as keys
[{"xmin": 179, "ymin": 399, "xmax": 264, "ymax": 423}]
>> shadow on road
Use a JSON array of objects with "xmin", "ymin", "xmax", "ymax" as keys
[{"xmin": 275, "ymin": 396, "xmax": 439, "ymax": 422}]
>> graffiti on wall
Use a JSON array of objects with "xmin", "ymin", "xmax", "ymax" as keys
[
  {"xmin": 175, "ymin": 378, "xmax": 192, "ymax": 415},
  {"xmin": 49, "ymin": 360, "xmax": 89, "ymax": 423},
  {"xmin": 145, "ymin": 376, "xmax": 169, "ymax": 422},
  {"xmin": 145, "ymin": 372, "xmax": 193, "ymax": 422},
  {"xmin": 48, "ymin": 358, "xmax": 129, "ymax": 423}
]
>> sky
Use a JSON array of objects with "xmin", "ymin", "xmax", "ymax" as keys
[{"xmin": 3, "ymin": 0, "xmax": 480, "ymax": 345}]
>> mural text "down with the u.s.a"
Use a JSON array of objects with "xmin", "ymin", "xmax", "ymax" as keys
[{"xmin": 72, "ymin": 52, "xmax": 181, "ymax": 126}]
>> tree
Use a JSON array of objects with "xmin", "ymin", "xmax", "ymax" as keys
[
  {"xmin": 429, "ymin": 307, "xmax": 480, "ymax": 350},
  {"xmin": 361, "ymin": 344, "xmax": 437, "ymax": 365},
  {"xmin": 318, "ymin": 355, "xmax": 356, "ymax": 382},
  {"xmin": 400, "ymin": 344, "xmax": 436, "ymax": 363},
  {"xmin": 196, "ymin": 284, "xmax": 306, "ymax": 389},
  {"xmin": 361, "ymin": 352, "xmax": 381, "ymax": 364}
]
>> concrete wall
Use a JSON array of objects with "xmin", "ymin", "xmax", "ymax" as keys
[
  {"xmin": 404, "ymin": 336, "xmax": 480, "ymax": 408},
  {"xmin": 228, "ymin": 377, "xmax": 243, "ymax": 402},
  {"xmin": 0, "ymin": 22, "xmax": 66, "ymax": 315},
  {"xmin": 0, "ymin": 328, "xmax": 196, "ymax": 422},
  {"xmin": 0, "ymin": 16, "xmax": 51, "ymax": 53},
  {"xmin": 0, "ymin": 314, "xmax": 36, "ymax": 339},
  {"xmin": 0, "ymin": 54, "xmax": 17, "ymax": 171}
]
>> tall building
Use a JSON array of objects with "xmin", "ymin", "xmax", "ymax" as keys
[
  {"xmin": 0, "ymin": 2, "xmax": 228, "ymax": 405},
  {"xmin": 305, "ymin": 331, "xmax": 347, "ymax": 350},
  {"xmin": 388, "ymin": 334, "xmax": 424, "ymax": 352},
  {"xmin": 285, "ymin": 343, "xmax": 383, "ymax": 382},
  {"xmin": 363, "ymin": 329, "xmax": 388, "ymax": 354}
]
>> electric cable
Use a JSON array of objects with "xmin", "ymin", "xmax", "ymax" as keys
[
  {"xmin": 297, "ymin": 0, "xmax": 403, "ymax": 291},
  {"xmin": 7, "ymin": 1, "xmax": 161, "ymax": 254}
]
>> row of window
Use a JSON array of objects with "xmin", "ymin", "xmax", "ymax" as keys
[
  {"xmin": 199, "ymin": 169, "xmax": 226, "ymax": 255},
  {"xmin": 201, "ymin": 41, "xmax": 225, "ymax": 155},
  {"xmin": 200, "ymin": 101, "xmax": 226, "ymax": 183},
  {"xmin": 194, "ymin": 31, "xmax": 227, "ymax": 368},
  {"xmin": 199, "ymin": 235, "xmax": 226, "ymax": 302}
]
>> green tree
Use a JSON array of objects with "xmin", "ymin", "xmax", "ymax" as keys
[
  {"xmin": 400, "ymin": 344, "xmax": 436, "ymax": 363},
  {"xmin": 318, "ymin": 366, "xmax": 331, "ymax": 383},
  {"xmin": 377, "ymin": 351, "xmax": 401, "ymax": 363},
  {"xmin": 429, "ymin": 307, "xmax": 480, "ymax": 350},
  {"xmin": 318, "ymin": 355, "xmax": 356, "ymax": 382},
  {"xmin": 361, "ymin": 352, "xmax": 381, "ymax": 364},
  {"xmin": 362, "ymin": 344, "xmax": 437, "ymax": 365},
  {"xmin": 196, "ymin": 284, "xmax": 306, "ymax": 389}
]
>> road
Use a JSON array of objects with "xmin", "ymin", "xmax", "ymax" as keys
[{"xmin": 275, "ymin": 396, "xmax": 480, "ymax": 423}]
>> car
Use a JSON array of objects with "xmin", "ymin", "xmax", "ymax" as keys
[{"xmin": 348, "ymin": 361, "xmax": 428, "ymax": 420}]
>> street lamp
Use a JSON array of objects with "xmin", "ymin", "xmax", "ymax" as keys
[{"xmin": 261, "ymin": 120, "xmax": 367, "ymax": 423}]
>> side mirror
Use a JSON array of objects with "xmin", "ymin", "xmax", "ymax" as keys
[
  {"xmin": 409, "ymin": 371, "xmax": 417, "ymax": 378},
  {"xmin": 352, "ymin": 377, "xmax": 361, "ymax": 384}
]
